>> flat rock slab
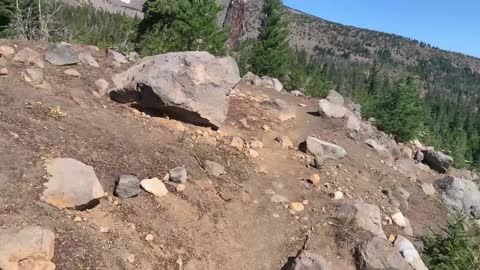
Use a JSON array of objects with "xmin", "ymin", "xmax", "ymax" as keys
[
  {"xmin": 41, "ymin": 158, "xmax": 104, "ymax": 210},
  {"xmin": 45, "ymin": 43, "xmax": 79, "ymax": 66},
  {"xmin": 355, "ymin": 236, "xmax": 411, "ymax": 270},
  {"xmin": 0, "ymin": 226, "xmax": 55, "ymax": 270},
  {"xmin": 336, "ymin": 201, "xmax": 386, "ymax": 239}
]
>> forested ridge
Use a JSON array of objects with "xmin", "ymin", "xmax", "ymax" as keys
[{"xmin": 284, "ymin": 8, "xmax": 480, "ymax": 170}]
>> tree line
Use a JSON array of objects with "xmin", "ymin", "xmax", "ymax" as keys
[{"xmin": 1, "ymin": 0, "xmax": 479, "ymax": 170}]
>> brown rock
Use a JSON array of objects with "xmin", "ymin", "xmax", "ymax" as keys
[
  {"xmin": 0, "ymin": 45, "xmax": 15, "ymax": 58},
  {"xmin": 13, "ymin": 47, "xmax": 45, "ymax": 68},
  {"xmin": 0, "ymin": 67, "xmax": 8, "ymax": 75},
  {"xmin": 64, "ymin": 68, "xmax": 81, "ymax": 77}
]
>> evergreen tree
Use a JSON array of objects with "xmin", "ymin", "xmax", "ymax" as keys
[
  {"xmin": 367, "ymin": 60, "xmax": 381, "ymax": 95},
  {"xmin": 137, "ymin": 0, "xmax": 227, "ymax": 56},
  {"xmin": 0, "ymin": 0, "xmax": 14, "ymax": 32},
  {"xmin": 376, "ymin": 75, "xmax": 424, "ymax": 141},
  {"xmin": 252, "ymin": 0, "xmax": 290, "ymax": 79}
]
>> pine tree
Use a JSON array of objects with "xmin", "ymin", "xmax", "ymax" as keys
[
  {"xmin": 137, "ymin": 0, "xmax": 227, "ymax": 56},
  {"xmin": 0, "ymin": 0, "xmax": 14, "ymax": 34},
  {"xmin": 367, "ymin": 60, "xmax": 381, "ymax": 95},
  {"xmin": 252, "ymin": 0, "xmax": 290, "ymax": 79},
  {"xmin": 376, "ymin": 75, "xmax": 424, "ymax": 141}
]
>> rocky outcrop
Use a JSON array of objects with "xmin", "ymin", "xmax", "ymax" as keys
[
  {"xmin": 422, "ymin": 149, "xmax": 453, "ymax": 173},
  {"xmin": 109, "ymin": 51, "xmax": 240, "ymax": 129},
  {"xmin": 435, "ymin": 176, "xmax": 480, "ymax": 219},
  {"xmin": 336, "ymin": 202, "xmax": 385, "ymax": 239},
  {"xmin": 41, "ymin": 158, "xmax": 105, "ymax": 210},
  {"xmin": 45, "ymin": 43, "xmax": 79, "ymax": 66},
  {"xmin": 318, "ymin": 99, "xmax": 350, "ymax": 118},
  {"xmin": 0, "ymin": 226, "xmax": 55, "ymax": 270},
  {"xmin": 326, "ymin": 90, "xmax": 344, "ymax": 105}
]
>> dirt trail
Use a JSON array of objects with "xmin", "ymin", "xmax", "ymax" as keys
[{"xmin": 0, "ymin": 42, "xmax": 449, "ymax": 270}]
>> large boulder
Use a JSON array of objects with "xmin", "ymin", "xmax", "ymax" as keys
[
  {"xmin": 0, "ymin": 226, "xmax": 55, "ymax": 270},
  {"xmin": 44, "ymin": 43, "xmax": 79, "ymax": 66},
  {"xmin": 289, "ymin": 250, "xmax": 330, "ymax": 270},
  {"xmin": 394, "ymin": 235, "xmax": 429, "ymax": 270},
  {"xmin": 13, "ymin": 47, "xmax": 45, "ymax": 68},
  {"xmin": 318, "ymin": 99, "xmax": 349, "ymax": 118},
  {"xmin": 395, "ymin": 159, "xmax": 419, "ymax": 178},
  {"xmin": 422, "ymin": 149, "xmax": 453, "ymax": 173},
  {"xmin": 107, "ymin": 49, "xmax": 128, "ymax": 64},
  {"xmin": 435, "ymin": 176, "xmax": 480, "ymax": 219},
  {"xmin": 304, "ymin": 136, "xmax": 347, "ymax": 162},
  {"xmin": 354, "ymin": 236, "xmax": 411, "ymax": 270},
  {"xmin": 336, "ymin": 202, "xmax": 386, "ymax": 239},
  {"xmin": 326, "ymin": 90, "xmax": 344, "ymax": 105},
  {"xmin": 41, "ymin": 158, "xmax": 105, "ymax": 210},
  {"xmin": 109, "ymin": 51, "xmax": 240, "ymax": 129},
  {"xmin": 0, "ymin": 45, "xmax": 14, "ymax": 58}
]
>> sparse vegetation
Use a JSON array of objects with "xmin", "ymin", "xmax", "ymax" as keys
[
  {"xmin": 334, "ymin": 216, "xmax": 359, "ymax": 248},
  {"xmin": 422, "ymin": 218, "xmax": 480, "ymax": 270},
  {"xmin": 47, "ymin": 105, "xmax": 66, "ymax": 119}
]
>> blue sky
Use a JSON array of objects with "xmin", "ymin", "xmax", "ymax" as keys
[{"xmin": 283, "ymin": 0, "xmax": 480, "ymax": 58}]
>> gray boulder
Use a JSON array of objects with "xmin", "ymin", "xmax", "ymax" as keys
[
  {"xmin": 318, "ymin": 99, "xmax": 349, "ymax": 118},
  {"xmin": 94, "ymin": 79, "xmax": 110, "ymax": 95},
  {"xmin": 336, "ymin": 202, "xmax": 386, "ymax": 239},
  {"xmin": 326, "ymin": 90, "xmax": 344, "ymax": 105},
  {"xmin": 385, "ymin": 186, "xmax": 410, "ymax": 210},
  {"xmin": 0, "ymin": 226, "xmax": 55, "ymax": 270},
  {"xmin": 289, "ymin": 250, "xmax": 329, "ymax": 270},
  {"xmin": 435, "ymin": 176, "xmax": 480, "ymax": 219},
  {"xmin": 41, "ymin": 158, "xmax": 104, "ymax": 210},
  {"xmin": 240, "ymin": 71, "xmax": 262, "ymax": 86},
  {"xmin": 109, "ymin": 51, "xmax": 240, "ymax": 129},
  {"xmin": 115, "ymin": 175, "xmax": 140, "ymax": 198},
  {"xmin": 422, "ymin": 149, "xmax": 453, "ymax": 173},
  {"xmin": 355, "ymin": 236, "xmax": 411, "ymax": 270},
  {"xmin": 45, "ymin": 43, "xmax": 79, "ymax": 66},
  {"xmin": 107, "ymin": 49, "xmax": 128, "ymax": 63},
  {"xmin": 305, "ymin": 136, "xmax": 347, "ymax": 163},
  {"xmin": 169, "ymin": 167, "xmax": 188, "ymax": 183},
  {"xmin": 365, "ymin": 139, "xmax": 392, "ymax": 160}
]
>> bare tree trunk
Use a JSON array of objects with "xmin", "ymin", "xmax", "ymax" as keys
[{"xmin": 223, "ymin": 0, "xmax": 246, "ymax": 52}]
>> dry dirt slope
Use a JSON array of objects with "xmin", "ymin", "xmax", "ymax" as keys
[{"xmin": 0, "ymin": 41, "xmax": 451, "ymax": 270}]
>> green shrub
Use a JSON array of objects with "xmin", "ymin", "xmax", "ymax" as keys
[{"xmin": 422, "ymin": 218, "xmax": 480, "ymax": 270}]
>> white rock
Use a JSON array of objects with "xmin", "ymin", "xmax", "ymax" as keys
[
  {"xmin": 140, "ymin": 178, "xmax": 168, "ymax": 197},
  {"xmin": 391, "ymin": 212, "xmax": 407, "ymax": 228}
]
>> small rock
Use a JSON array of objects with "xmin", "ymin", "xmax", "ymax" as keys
[
  {"xmin": 94, "ymin": 79, "xmax": 110, "ymax": 95},
  {"xmin": 249, "ymin": 139, "xmax": 264, "ymax": 149},
  {"xmin": 73, "ymin": 216, "xmax": 82, "ymax": 222},
  {"xmin": 126, "ymin": 253, "xmax": 135, "ymax": 263},
  {"xmin": 388, "ymin": 234, "xmax": 396, "ymax": 242},
  {"xmin": 0, "ymin": 67, "xmax": 8, "ymax": 75},
  {"xmin": 41, "ymin": 158, "xmax": 104, "ymax": 210},
  {"xmin": 107, "ymin": 49, "xmax": 128, "ymax": 63},
  {"xmin": 302, "ymin": 200, "xmax": 309, "ymax": 205},
  {"xmin": 0, "ymin": 45, "xmax": 15, "ymax": 58},
  {"xmin": 169, "ymin": 167, "xmax": 187, "ymax": 183},
  {"xmin": 64, "ymin": 68, "xmax": 81, "ymax": 77},
  {"xmin": 249, "ymin": 149, "xmax": 259, "ymax": 158},
  {"xmin": 290, "ymin": 250, "xmax": 329, "ymax": 270},
  {"xmin": 231, "ymin": 136, "xmax": 244, "ymax": 150},
  {"xmin": 332, "ymin": 191, "xmax": 344, "ymax": 200},
  {"xmin": 276, "ymin": 135, "xmax": 294, "ymax": 149},
  {"xmin": 391, "ymin": 212, "xmax": 407, "ymax": 228},
  {"xmin": 262, "ymin": 125, "xmax": 270, "ymax": 131},
  {"xmin": 176, "ymin": 184, "xmax": 186, "ymax": 192},
  {"xmin": 239, "ymin": 118, "xmax": 249, "ymax": 128},
  {"xmin": 145, "ymin": 234, "xmax": 154, "ymax": 242},
  {"xmin": 421, "ymin": 182, "xmax": 435, "ymax": 196},
  {"xmin": 290, "ymin": 202, "xmax": 305, "ymax": 212},
  {"xmin": 115, "ymin": 174, "xmax": 140, "ymax": 198},
  {"xmin": 309, "ymin": 174, "xmax": 321, "ymax": 185},
  {"xmin": 22, "ymin": 68, "xmax": 44, "ymax": 86},
  {"xmin": 272, "ymin": 213, "xmax": 280, "ymax": 218},
  {"xmin": 140, "ymin": 178, "xmax": 168, "ymax": 197},
  {"xmin": 100, "ymin": 227, "xmax": 109, "ymax": 233},
  {"xmin": 205, "ymin": 160, "xmax": 226, "ymax": 177}
]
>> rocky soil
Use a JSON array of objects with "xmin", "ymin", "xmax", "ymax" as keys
[{"xmin": 0, "ymin": 40, "xmax": 479, "ymax": 270}]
